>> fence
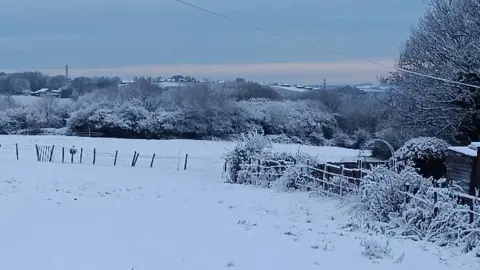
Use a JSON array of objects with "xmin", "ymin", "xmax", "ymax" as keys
[
  {"xmin": 236, "ymin": 157, "xmax": 480, "ymax": 224},
  {"xmin": 0, "ymin": 143, "xmax": 223, "ymax": 172}
]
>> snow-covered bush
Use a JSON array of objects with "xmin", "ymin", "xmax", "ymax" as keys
[
  {"xmin": 333, "ymin": 132, "xmax": 354, "ymax": 148},
  {"xmin": 350, "ymin": 164, "xmax": 480, "ymax": 252},
  {"xmin": 237, "ymin": 99, "xmax": 334, "ymax": 144},
  {"xmin": 354, "ymin": 165, "xmax": 427, "ymax": 223},
  {"xmin": 223, "ymin": 131, "xmax": 325, "ymax": 191},
  {"xmin": 394, "ymin": 137, "xmax": 450, "ymax": 179},
  {"xmin": 223, "ymin": 130, "xmax": 273, "ymax": 184},
  {"xmin": 267, "ymin": 152, "xmax": 319, "ymax": 191}
]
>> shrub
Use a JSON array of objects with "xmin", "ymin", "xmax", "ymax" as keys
[
  {"xmin": 223, "ymin": 130, "xmax": 272, "ymax": 184},
  {"xmin": 394, "ymin": 137, "xmax": 450, "ymax": 179},
  {"xmin": 351, "ymin": 165, "xmax": 480, "ymax": 253},
  {"xmin": 355, "ymin": 165, "xmax": 427, "ymax": 223}
]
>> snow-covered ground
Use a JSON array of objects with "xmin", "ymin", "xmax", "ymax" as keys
[
  {"xmin": 2, "ymin": 95, "xmax": 74, "ymax": 107},
  {"xmin": 0, "ymin": 135, "xmax": 371, "ymax": 168},
  {"xmin": 0, "ymin": 135, "xmax": 477, "ymax": 270}
]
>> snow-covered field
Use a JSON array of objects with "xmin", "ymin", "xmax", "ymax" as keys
[
  {"xmin": 7, "ymin": 95, "xmax": 74, "ymax": 107},
  {"xmin": 0, "ymin": 135, "xmax": 371, "ymax": 170},
  {"xmin": 0, "ymin": 135, "xmax": 477, "ymax": 270}
]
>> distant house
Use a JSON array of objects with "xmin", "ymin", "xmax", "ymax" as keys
[
  {"xmin": 446, "ymin": 143, "xmax": 480, "ymax": 195},
  {"xmin": 31, "ymin": 88, "xmax": 61, "ymax": 97},
  {"xmin": 31, "ymin": 88, "xmax": 50, "ymax": 97},
  {"xmin": 118, "ymin": 80, "xmax": 134, "ymax": 87}
]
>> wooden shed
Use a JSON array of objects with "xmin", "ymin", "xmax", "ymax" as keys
[{"xmin": 446, "ymin": 144, "xmax": 480, "ymax": 195}]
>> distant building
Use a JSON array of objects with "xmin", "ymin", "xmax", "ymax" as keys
[
  {"xmin": 31, "ymin": 88, "xmax": 61, "ymax": 97},
  {"xmin": 118, "ymin": 80, "xmax": 134, "ymax": 87}
]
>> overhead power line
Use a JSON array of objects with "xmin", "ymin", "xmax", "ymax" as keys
[{"xmin": 175, "ymin": 0, "xmax": 480, "ymax": 89}]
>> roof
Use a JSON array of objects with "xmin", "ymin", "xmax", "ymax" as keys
[
  {"xmin": 33, "ymin": 88, "xmax": 49, "ymax": 94},
  {"xmin": 448, "ymin": 142, "xmax": 480, "ymax": 157},
  {"xmin": 449, "ymin": 147, "xmax": 476, "ymax": 157}
]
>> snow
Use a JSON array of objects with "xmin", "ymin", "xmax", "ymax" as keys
[
  {"xmin": 33, "ymin": 88, "xmax": 50, "ymax": 94},
  {"xmin": 272, "ymin": 85, "xmax": 309, "ymax": 93},
  {"xmin": 448, "ymin": 146, "xmax": 476, "ymax": 157},
  {"xmin": 0, "ymin": 135, "xmax": 477, "ymax": 270},
  {"xmin": 6, "ymin": 95, "xmax": 74, "ymax": 107},
  {"xmin": 0, "ymin": 135, "xmax": 371, "ymax": 164}
]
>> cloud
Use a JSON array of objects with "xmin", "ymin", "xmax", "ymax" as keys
[{"xmin": 4, "ymin": 59, "xmax": 393, "ymax": 84}]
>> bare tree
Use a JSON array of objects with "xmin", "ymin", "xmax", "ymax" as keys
[
  {"xmin": 121, "ymin": 77, "xmax": 163, "ymax": 111},
  {"xmin": 384, "ymin": 0, "xmax": 480, "ymax": 143},
  {"xmin": 37, "ymin": 95, "xmax": 60, "ymax": 127}
]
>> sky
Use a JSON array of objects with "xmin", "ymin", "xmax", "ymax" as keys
[{"xmin": 0, "ymin": 0, "xmax": 428, "ymax": 84}]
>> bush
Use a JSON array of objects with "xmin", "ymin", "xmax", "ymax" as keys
[
  {"xmin": 223, "ymin": 130, "xmax": 272, "ymax": 184},
  {"xmin": 350, "ymin": 165, "xmax": 480, "ymax": 253},
  {"xmin": 394, "ymin": 137, "xmax": 450, "ymax": 179},
  {"xmin": 333, "ymin": 132, "xmax": 354, "ymax": 148},
  {"xmin": 355, "ymin": 165, "xmax": 427, "ymax": 223}
]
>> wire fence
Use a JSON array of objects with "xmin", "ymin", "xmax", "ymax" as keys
[
  {"xmin": 235, "ymin": 157, "xmax": 480, "ymax": 224},
  {"xmin": 0, "ymin": 143, "xmax": 224, "ymax": 172}
]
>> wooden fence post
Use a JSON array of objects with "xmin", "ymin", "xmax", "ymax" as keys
[
  {"xmin": 93, "ymin": 148, "xmax": 96, "ymax": 165},
  {"xmin": 257, "ymin": 159, "xmax": 261, "ymax": 176},
  {"xmin": 469, "ymin": 199, "xmax": 474, "ymax": 224},
  {"xmin": 79, "ymin": 148, "xmax": 83, "ymax": 163},
  {"xmin": 35, "ymin": 144, "xmax": 40, "ymax": 161},
  {"xmin": 150, "ymin": 153, "xmax": 156, "ymax": 168},
  {"xmin": 184, "ymin": 154, "xmax": 188, "ymax": 170},
  {"xmin": 62, "ymin": 147, "xmax": 65, "ymax": 163},
  {"xmin": 339, "ymin": 165, "xmax": 344, "ymax": 196},
  {"xmin": 114, "ymin": 150, "xmax": 118, "ymax": 166},
  {"xmin": 49, "ymin": 145, "xmax": 55, "ymax": 162},
  {"xmin": 320, "ymin": 163, "xmax": 326, "ymax": 191},
  {"xmin": 471, "ymin": 148, "xmax": 480, "ymax": 196},
  {"xmin": 15, "ymin": 143, "xmax": 18, "ymax": 160},
  {"xmin": 433, "ymin": 191, "xmax": 439, "ymax": 217},
  {"xmin": 131, "ymin": 151, "xmax": 137, "ymax": 167}
]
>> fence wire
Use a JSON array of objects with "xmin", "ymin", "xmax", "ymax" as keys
[{"xmin": 0, "ymin": 142, "xmax": 223, "ymax": 172}]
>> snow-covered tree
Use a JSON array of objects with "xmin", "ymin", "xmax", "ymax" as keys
[{"xmin": 384, "ymin": 0, "xmax": 480, "ymax": 143}]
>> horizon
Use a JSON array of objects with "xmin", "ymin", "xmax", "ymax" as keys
[{"xmin": 0, "ymin": 59, "xmax": 395, "ymax": 85}]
